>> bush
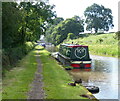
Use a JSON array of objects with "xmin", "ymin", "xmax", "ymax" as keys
[
  {"xmin": 114, "ymin": 31, "xmax": 120, "ymax": 40},
  {"xmin": 96, "ymin": 38, "xmax": 104, "ymax": 43},
  {"xmin": 67, "ymin": 33, "xmax": 75, "ymax": 39},
  {"xmin": 24, "ymin": 42, "xmax": 34, "ymax": 54},
  {"xmin": 2, "ymin": 42, "xmax": 35, "ymax": 76}
]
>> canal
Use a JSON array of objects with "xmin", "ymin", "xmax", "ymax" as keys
[
  {"xmin": 45, "ymin": 45, "xmax": 119, "ymax": 100},
  {"xmin": 68, "ymin": 55, "xmax": 119, "ymax": 99}
]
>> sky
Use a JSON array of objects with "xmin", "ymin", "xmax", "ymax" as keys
[{"xmin": 49, "ymin": 0, "xmax": 119, "ymax": 32}]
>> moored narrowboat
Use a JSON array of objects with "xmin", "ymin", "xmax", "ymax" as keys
[{"xmin": 58, "ymin": 44, "xmax": 92, "ymax": 71}]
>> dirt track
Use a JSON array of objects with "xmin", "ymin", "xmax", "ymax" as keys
[{"xmin": 27, "ymin": 51, "xmax": 44, "ymax": 99}]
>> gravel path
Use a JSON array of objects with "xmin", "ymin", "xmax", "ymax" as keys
[{"xmin": 27, "ymin": 51, "xmax": 44, "ymax": 99}]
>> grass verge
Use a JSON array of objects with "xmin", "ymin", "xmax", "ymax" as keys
[
  {"xmin": 2, "ymin": 50, "xmax": 37, "ymax": 99},
  {"xmin": 64, "ymin": 33, "xmax": 118, "ymax": 57},
  {"xmin": 37, "ymin": 46, "xmax": 96, "ymax": 100},
  {"xmin": 2, "ymin": 45, "xmax": 97, "ymax": 100}
]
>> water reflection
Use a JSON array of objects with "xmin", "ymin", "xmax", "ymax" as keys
[
  {"xmin": 92, "ymin": 60, "xmax": 111, "ymax": 73},
  {"xmin": 68, "ymin": 55, "xmax": 118, "ymax": 99}
]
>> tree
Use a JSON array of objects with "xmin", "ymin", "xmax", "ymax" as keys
[
  {"xmin": 2, "ymin": 2, "xmax": 22, "ymax": 48},
  {"xmin": 52, "ymin": 17, "xmax": 64, "ymax": 25},
  {"xmin": 2, "ymin": 2, "xmax": 56, "ymax": 49},
  {"xmin": 2, "ymin": 1, "xmax": 56, "ymax": 74},
  {"xmin": 19, "ymin": 2, "xmax": 56, "ymax": 42},
  {"xmin": 45, "ymin": 17, "xmax": 64, "ymax": 42},
  {"xmin": 45, "ymin": 16, "xmax": 84, "ymax": 45},
  {"xmin": 84, "ymin": 3, "xmax": 114, "ymax": 33}
]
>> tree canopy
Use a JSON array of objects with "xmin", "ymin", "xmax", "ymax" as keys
[
  {"xmin": 45, "ymin": 16, "xmax": 84, "ymax": 45},
  {"xmin": 84, "ymin": 3, "xmax": 114, "ymax": 33},
  {"xmin": 2, "ymin": 2, "xmax": 56, "ymax": 49}
]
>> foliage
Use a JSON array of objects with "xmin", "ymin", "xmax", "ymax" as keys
[
  {"xmin": 2, "ymin": 42, "xmax": 34, "ymax": 76},
  {"xmin": 114, "ymin": 31, "xmax": 120, "ymax": 40},
  {"xmin": 51, "ymin": 17, "xmax": 64, "ymax": 26},
  {"xmin": 67, "ymin": 33, "xmax": 75, "ymax": 39},
  {"xmin": 2, "ymin": 1, "xmax": 56, "ymax": 73},
  {"xmin": 18, "ymin": 2, "xmax": 56, "ymax": 42},
  {"xmin": 2, "ymin": 2, "xmax": 56, "ymax": 48},
  {"xmin": 2, "ymin": 2, "xmax": 22, "ymax": 48},
  {"xmin": 45, "ymin": 17, "xmax": 64, "ymax": 42},
  {"xmin": 84, "ymin": 3, "xmax": 114, "ymax": 33},
  {"xmin": 45, "ymin": 16, "xmax": 84, "ymax": 45}
]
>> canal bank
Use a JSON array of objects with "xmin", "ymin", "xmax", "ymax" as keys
[
  {"xmin": 45, "ymin": 44, "xmax": 119, "ymax": 100},
  {"xmin": 63, "ymin": 33, "xmax": 118, "ymax": 58},
  {"xmin": 37, "ymin": 45, "xmax": 97, "ymax": 100},
  {"xmin": 2, "ymin": 45, "xmax": 97, "ymax": 100}
]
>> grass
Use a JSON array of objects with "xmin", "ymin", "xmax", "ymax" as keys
[
  {"xmin": 2, "ymin": 50, "xmax": 37, "ymax": 99},
  {"xmin": 2, "ymin": 45, "xmax": 97, "ymax": 100},
  {"xmin": 64, "ymin": 33, "xmax": 118, "ymax": 57},
  {"xmin": 37, "ymin": 46, "xmax": 96, "ymax": 99}
]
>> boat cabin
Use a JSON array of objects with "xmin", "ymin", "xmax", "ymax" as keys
[{"xmin": 58, "ymin": 44, "xmax": 91, "ymax": 71}]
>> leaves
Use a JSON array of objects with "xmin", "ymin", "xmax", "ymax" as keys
[
  {"xmin": 2, "ymin": 1, "xmax": 56, "ymax": 49},
  {"xmin": 84, "ymin": 3, "xmax": 114, "ymax": 33},
  {"xmin": 45, "ymin": 16, "xmax": 84, "ymax": 45}
]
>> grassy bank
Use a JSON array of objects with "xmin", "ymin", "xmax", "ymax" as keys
[
  {"xmin": 3, "ymin": 46, "xmax": 97, "ymax": 100},
  {"xmin": 37, "ymin": 46, "xmax": 95, "ymax": 99},
  {"xmin": 2, "ymin": 50, "xmax": 37, "ymax": 99},
  {"xmin": 64, "ymin": 33, "xmax": 118, "ymax": 57}
]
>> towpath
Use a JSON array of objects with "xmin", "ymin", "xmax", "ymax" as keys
[{"xmin": 27, "ymin": 50, "xmax": 44, "ymax": 99}]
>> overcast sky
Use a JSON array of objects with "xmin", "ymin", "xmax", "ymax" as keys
[{"xmin": 49, "ymin": 0, "xmax": 119, "ymax": 32}]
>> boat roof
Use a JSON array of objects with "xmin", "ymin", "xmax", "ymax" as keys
[{"xmin": 61, "ymin": 44, "xmax": 88, "ymax": 47}]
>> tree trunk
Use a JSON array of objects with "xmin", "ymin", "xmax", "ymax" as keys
[{"xmin": 95, "ymin": 28, "xmax": 98, "ymax": 33}]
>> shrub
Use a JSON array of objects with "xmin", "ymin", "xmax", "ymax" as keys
[
  {"xmin": 2, "ymin": 42, "xmax": 35, "ymax": 76},
  {"xmin": 96, "ymin": 38, "xmax": 104, "ymax": 43},
  {"xmin": 67, "ymin": 33, "xmax": 75, "ymax": 39},
  {"xmin": 114, "ymin": 31, "xmax": 120, "ymax": 40}
]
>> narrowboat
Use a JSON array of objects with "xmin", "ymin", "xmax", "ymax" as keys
[{"xmin": 57, "ymin": 44, "xmax": 92, "ymax": 71}]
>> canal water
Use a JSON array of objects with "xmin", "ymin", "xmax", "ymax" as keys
[
  {"xmin": 45, "ymin": 45, "xmax": 119, "ymax": 100},
  {"xmin": 68, "ymin": 55, "xmax": 119, "ymax": 99}
]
